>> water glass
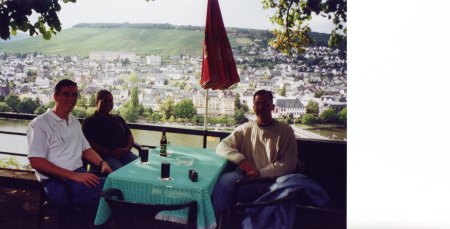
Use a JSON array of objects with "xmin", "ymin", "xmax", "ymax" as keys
[{"xmin": 140, "ymin": 147, "xmax": 149, "ymax": 164}]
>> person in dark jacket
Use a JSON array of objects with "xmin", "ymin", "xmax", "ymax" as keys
[{"xmin": 82, "ymin": 90, "xmax": 138, "ymax": 171}]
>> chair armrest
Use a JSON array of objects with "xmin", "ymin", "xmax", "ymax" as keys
[{"xmin": 132, "ymin": 142, "xmax": 142, "ymax": 152}]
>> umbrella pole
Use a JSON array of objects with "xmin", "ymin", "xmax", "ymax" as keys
[{"xmin": 204, "ymin": 89, "xmax": 209, "ymax": 131}]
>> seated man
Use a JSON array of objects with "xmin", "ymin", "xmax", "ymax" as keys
[
  {"xmin": 212, "ymin": 89, "xmax": 298, "ymax": 216},
  {"xmin": 27, "ymin": 79, "xmax": 112, "ymax": 206},
  {"xmin": 82, "ymin": 89, "xmax": 138, "ymax": 171}
]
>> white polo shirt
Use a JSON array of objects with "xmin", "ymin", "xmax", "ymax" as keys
[{"xmin": 27, "ymin": 110, "xmax": 91, "ymax": 180}]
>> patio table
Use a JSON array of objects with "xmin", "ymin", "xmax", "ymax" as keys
[{"xmin": 94, "ymin": 145, "xmax": 228, "ymax": 229}]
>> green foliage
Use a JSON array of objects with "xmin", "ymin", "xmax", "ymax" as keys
[
  {"xmin": 338, "ymin": 107, "xmax": 347, "ymax": 125},
  {"xmin": 262, "ymin": 0, "xmax": 346, "ymax": 54},
  {"xmin": 19, "ymin": 97, "xmax": 40, "ymax": 114},
  {"xmin": 34, "ymin": 105, "xmax": 46, "ymax": 115},
  {"xmin": 130, "ymin": 87, "xmax": 139, "ymax": 108},
  {"xmin": 305, "ymin": 100, "xmax": 319, "ymax": 116},
  {"xmin": 148, "ymin": 112, "xmax": 161, "ymax": 123},
  {"xmin": 168, "ymin": 115, "xmax": 175, "ymax": 123},
  {"xmin": 191, "ymin": 115, "xmax": 203, "ymax": 125},
  {"xmin": 0, "ymin": 102, "xmax": 12, "ymax": 112},
  {"xmin": 174, "ymin": 99, "xmax": 197, "ymax": 119},
  {"xmin": 234, "ymin": 109, "xmax": 248, "ymax": 124},
  {"xmin": 127, "ymin": 72, "xmax": 139, "ymax": 84},
  {"xmin": 159, "ymin": 98, "xmax": 175, "ymax": 119},
  {"xmin": 0, "ymin": 0, "xmax": 77, "ymax": 40},
  {"xmin": 46, "ymin": 100, "xmax": 55, "ymax": 109},
  {"xmin": 0, "ymin": 95, "xmax": 4, "ymax": 102},
  {"xmin": 279, "ymin": 84, "xmax": 286, "ymax": 96},
  {"xmin": 319, "ymin": 107, "xmax": 337, "ymax": 123},
  {"xmin": 234, "ymin": 94, "xmax": 241, "ymax": 110},
  {"xmin": 86, "ymin": 107, "xmax": 97, "ymax": 117},
  {"xmin": 5, "ymin": 95, "xmax": 21, "ymax": 112},
  {"xmin": 301, "ymin": 114, "xmax": 317, "ymax": 125},
  {"xmin": 77, "ymin": 96, "xmax": 88, "ymax": 108},
  {"xmin": 88, "ymin": 94, "xmax": 96, "ymax": 107},
  {"xmin": 0, "ymin": 157, "xmax": 25, "ymax": 169},
  {"xmin": 72, "ymin": 106, "xmax": 87, "ymax": 118}
]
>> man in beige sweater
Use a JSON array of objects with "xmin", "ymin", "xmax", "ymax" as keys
[{"xmin": 212, "ymin": 89, "xmax": 298, "ymax": 217}]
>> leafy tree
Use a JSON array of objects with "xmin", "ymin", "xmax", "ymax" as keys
[
  {"xmin": 46, "ymin": 100, "xmax": 55, "ymax": 109},
  {"xmin": 305, "ymin": 100, "xmax": 319, "ymax": 116},
  {"xmin": 234, "ymin": 94, "xmax": 242, "ymax": 110},
  {"xmin": 262, "ymin": 0, "xmax": 347, "ymax": 54},
  {"xmin": 76, "ymin": 95, "xmax": 88, "ymax": 108},
  {"xmin": 191, "ymin": 115, "xmax": 203, "ymax": 125},
  {"xmin": 0, "ymin": 95, "xmax": 5, "ymax": 102},
  {"xmin": 148, "ymin": 112, "xmax": 161, "ymax": 123},
  {"xmin": 34, "ymin": 105, "xmax": 46, "ymax": 115},
  {"xmin": 19, "ymin": 97, "xmax": 40, "ymax": 114},
  {"xmin": 127, "ymin": 72, "xmax": 138, "ymax": 84},
  {"xmin": 130, "ymin": 87, "xmax": 139, "ymax": 108},
  {"xmin": 319, "ymin": 107, "xmax": 337, "ymax": 123},
  {"xmin": 159, "ymin": 98, "xmax": 174, "ymax": 119},
  {"xmin": 86, "ymin": 107, "xmax": 97, "ymax": 117},
  {"xmin": 301, "ymin": 114, "xmax": 317, "ymax": 125},
  {"xmin": 279, "ymin": 84, "xmax": 286, "ymax": 96},
  {"xmin": 5, "ymin": 95, "xmax": 20, "ymax": 112},
  {"xmin": 234, "ymin": 109, "xmax": 248, "ymax": 124},
  {"xmin": 119, "ymin": 104, "xmax": 139, "ymax": 122},
  {"xmin": 338, "ymin": 107, "xmax": 347, "ymax": 125},
  {"xmin": 168, "ymin": 115, "xmax": 175, "ymax": 123},
  {"xmin": 0, "ymin": 103, "xmax": 12, "ymax": 112},
  {"xmin": 88, "ymin": 94, "xmax": 96, "ymax": 107},
  {"xmin": 174, "ymin": 99, "xmax": 197, "ymax": 119},
  {"xmin": 72, "ymin": 106, "xmax": 87, "ymax": 118},
  {"xmin": 0, "ymin": 0, "xmax": 77, "ymax": 40}
]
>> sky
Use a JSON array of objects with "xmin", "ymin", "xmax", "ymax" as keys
[{"xmin": 57, "ymin": 0, "xmax": 335, "ymax": 33}]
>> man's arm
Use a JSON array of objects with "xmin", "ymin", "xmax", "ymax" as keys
[
  {"xmin": 29, "ymin": 157, "xmax": 102, "ymax": 187},
  {"xmin": 216, "ymin": 126, "xmax": 246, "ymax": 164},
  {"xmin": 82, "ymin": 148, "xmax": 112, "ymax": 174}
]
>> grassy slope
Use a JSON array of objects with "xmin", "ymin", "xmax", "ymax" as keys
[{"xmin": 0, "ymin": 27, "xmax": 255, "ymax": 57}]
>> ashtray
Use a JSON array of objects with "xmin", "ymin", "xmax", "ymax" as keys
[{"xmin": 176, "ymin": 157, "xmax": 194, "ymax": 166}]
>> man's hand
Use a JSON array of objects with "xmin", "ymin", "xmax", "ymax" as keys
[
  {"xmin": 100, "ymin": 162, "xmax": 113, "ymax": 174},
  {"xmin": 72, "ymin": 172, "xmax": 101, "ymax": 187},
  {"xmin": 239, "ymin": 160, "xmax": 260, "ymax": 178}
]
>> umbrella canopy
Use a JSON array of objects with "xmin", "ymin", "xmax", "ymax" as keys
[{"xmin": 201, "ymin": 0, "xmax": 240, "ymax": 90}]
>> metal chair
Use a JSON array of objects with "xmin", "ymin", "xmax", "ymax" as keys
[
  {"xmin": 37, "ymin": 176, "xmax": 94, "ymax": 229},
  {"xmin": 219, "ymin": 177, "xmax": 304, "ymax": 229},
  {"xmin": 101, "ymin": 188, "xmax": 197, "ymax": 229}
]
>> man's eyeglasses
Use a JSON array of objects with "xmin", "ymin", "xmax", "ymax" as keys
[{"xmin": 60, "ymin": 92, "xmax": 79, "ymax": 98}]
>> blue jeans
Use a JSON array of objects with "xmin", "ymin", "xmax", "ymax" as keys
[
  {"xmin": 44, "ymin": 167, "xmax": 105, "ymax": 207},
  {"xmin": 104, "ymin": 152, "xmax": 138, "ymax": 171},
  {"xmin": 211, "ymin": 170, "xmax": 274, "ymax": 217}
]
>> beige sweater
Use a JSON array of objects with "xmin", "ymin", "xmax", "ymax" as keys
[{"xmin": 216, "ymin": 120, "xmax": 298, "ymax": 177}]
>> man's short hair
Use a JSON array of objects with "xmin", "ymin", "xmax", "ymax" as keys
[
  {"xmin": 54, "ymin": 79, "xmax": 77, "ymax": 95},
  {"xmin": 96, "ymin": 89, "xmax": 112, "ymax": 101},
  {"xmin": 253, "ymin": 89, "xmax": 273, "ymax": 103}
]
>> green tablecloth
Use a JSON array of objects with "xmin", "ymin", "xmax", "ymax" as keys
[{"xmin": 94, "ymin": 145, "xmax": 228, "ymax": 229}]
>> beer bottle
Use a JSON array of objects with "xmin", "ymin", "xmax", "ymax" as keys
[{"xmin": 160, "ymin": 129, "xmax": 167, "ymax": 157}]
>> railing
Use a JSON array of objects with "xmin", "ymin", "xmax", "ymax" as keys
[{"xmin": 0, "ymin": 112, "xmax": 230, "ymax": 158}]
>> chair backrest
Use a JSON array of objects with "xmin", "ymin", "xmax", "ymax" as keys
[{"xmin": 101, "ymin": 188, "xmax": 197, "ymax": 229}]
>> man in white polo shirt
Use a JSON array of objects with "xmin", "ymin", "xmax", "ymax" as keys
[{"xmin": 27, "ymin": 79, "xmax": 112, "ymax": 206}]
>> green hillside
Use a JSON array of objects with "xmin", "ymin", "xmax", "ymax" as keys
[
  {"xmin": 0, "ymin": 23, "xmax": 330, "ymax": 57},
  {"xmin": 0, "ymin": 27, "xmax": 207, "ymax": 56}
]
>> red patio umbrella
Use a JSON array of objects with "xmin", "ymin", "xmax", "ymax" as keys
[
  {"xmin": 201, "ymin": 0, "xmax": 240, "ymax": 130},
  {"xmin": 201, "ymin": 0, "xmax": 240, "ymax": 90}
]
